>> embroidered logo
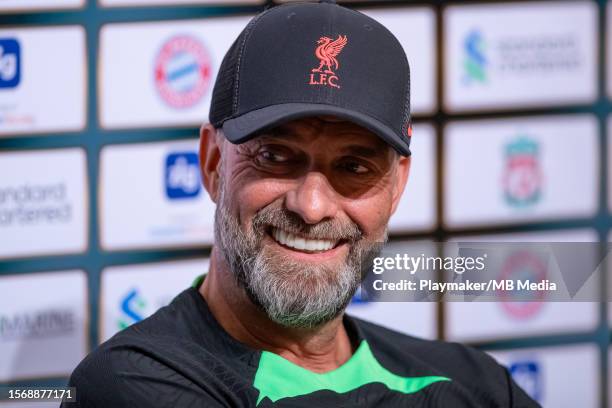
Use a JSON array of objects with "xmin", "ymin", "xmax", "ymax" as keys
[{"xmin": 308, "ymin": 35, "xmax": 348, "ymax": 89}]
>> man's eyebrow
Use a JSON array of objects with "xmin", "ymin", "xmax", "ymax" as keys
[
  {"xmin": 254, "ymin": 127, "xmax": 302, "ymax": 141},
  {"xmin": 340, "ymin": 144, "xmax": 388, "ymax": 158}
]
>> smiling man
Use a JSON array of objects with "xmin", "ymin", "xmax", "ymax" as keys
[{"xmin": 64, "ymin": 1, "xmax": 539, "ymax": 407}]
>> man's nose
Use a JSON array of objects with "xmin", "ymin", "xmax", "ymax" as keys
[{"xmin": 285, "ymin": 172, "xmax": 339, "ymax": 225}]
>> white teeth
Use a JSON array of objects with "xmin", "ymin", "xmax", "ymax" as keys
[{"xmin": 271, "ymin": 228, "xmax": 336, "ymax": 252}]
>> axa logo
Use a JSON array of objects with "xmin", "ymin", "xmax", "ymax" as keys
[
  {"xmin": 308, "ymin": 35, "xmax": 348, "ymax": 89},
  {"xmin": 0, "ymin": 38, "xmax": 20, "ymax": 89},
  {"xmin": 165, "ymin": 151, "xmax": 201, "ymax": 200},
  {"xmin": 117, "ymin": 288, "xmax": 147, "ymax": 330},
  {"xmin": 463, "ymin": 29, "xmax": 487, "ymax": 85}
]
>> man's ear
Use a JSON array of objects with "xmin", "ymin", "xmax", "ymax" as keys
[
  {"xmin": 390, "ymin": 155, "xmax": 411, "ymax": 216},
  {"xmin": 199, "ymin": 123, "xmax": 222, "ymax": 203}
]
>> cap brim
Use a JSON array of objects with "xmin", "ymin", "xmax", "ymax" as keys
[{"xmin": 221, "ymin": 103, "xmax": 411, "ymax": 156}]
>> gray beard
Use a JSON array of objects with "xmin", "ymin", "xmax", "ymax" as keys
[{"xmin": 213, "ymin": 181, "xmax": 386, "ymax": 329}]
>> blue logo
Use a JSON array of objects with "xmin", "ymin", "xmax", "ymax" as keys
[
  {"xmin": 463, "ymin": 30, "xmax": 487, "ymax": 85},
  {"xmin": 0, "ymin": 38, "xmax": 20, "ymax": 89},
  {"xmin": 165, "ymin": 151, "xmax": 201, "ymax": 200},
  {"xmin": 118, "ymin": 289, "xmax": 147, "ymax": 330},
  {"xmin": 351, "ymin": 284, "xmax": 381, "ymax": 304},
  {"xmin": 351, "ymin": 286, "xmax": 369, "ymax": 304},
  {"xmin": 509, "ymin": 360, "xmax": 542, "ymax": 402}
]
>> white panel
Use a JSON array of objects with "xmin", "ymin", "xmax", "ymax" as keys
[
  {"xmin": 605, "ymin": 231, "xmax": 612, "ymax": 328},
  {"xmin": 347, "ymin": 302, "xmax": 435, "ymax": 340},
  {"xmin": 489, "ymin": 344, "xmax": 600, "ymax": 408},
  {"xmin": 607, "ymin": 3, "xmax": 612, "ymax": 100},
  {"xmin": 0, "ymin": 27, "xmax": 86, "ymax": 136},
  {"xmin": 0, "ymin": 271, "xmax": 88, "ymax": 381},
  {"xmin": 100, "ymin": 139, "xmax": 216, "ymax": 250},
  {"xmin": 360, "ymin": 7, "xmax": 437, "ymax": 115},
  {"xmin": 608, "ymin": 116, "xmax": 612, "ymax": 214},
  {"xmin": 444, "ymin": 115, "xmax": 598, "ymax": 228},
  {"xmin": 0, "ymin": 148, "xmax": 88, "ymax": 259},
  {"xmin": 101, "ymin": 0, "xmax": 261, "ymax": 6},
  {"xmin": 446, "ymin": 230, "xmax": 599, "ymax": 342},
  {"xmin": 388, "ymin": 123, "xmax": 436, "ymax": 233},
  {"xmin": 100, "ymin": 259, "xmax": 208, "ymax": 342},
  {"xmin": 349, "ymin": 240, "xmax": 437, "ymax": 339},
  {"xmin": 0, "ymin": 402, "xmax": 60, "ymax": 408},
  {"xmin": 99, "ymin": 17, "xmax": 252, "ymax": 129},
  {"xmin": 0, "ymin": 0, "xmax": 82, "ymax": 12},
  {"xmin": 444, "ymin": 1, "xmax": 597, "ymax": 112}
]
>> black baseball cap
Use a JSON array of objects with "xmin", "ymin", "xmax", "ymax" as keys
[{"xmin": 209, "ymin": 0, "xmax": 412, "ymax": 156}]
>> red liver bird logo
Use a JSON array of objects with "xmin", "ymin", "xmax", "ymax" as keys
[{"xmin": 311, "ymin": 35, "xmax": 348, "ymax": 75}]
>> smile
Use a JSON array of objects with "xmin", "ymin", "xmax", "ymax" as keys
[{"xmin": 271, "ymin": 227, "xmax": 338, "ymax": 252}]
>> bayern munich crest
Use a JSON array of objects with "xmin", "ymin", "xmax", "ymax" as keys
[
  {"xmin": 154, "ymin": 35, "xmax": 211, "ymax": 109},
  {"xmin": 498, "ymin": 250, "xmax": 546, "ymax": 319}
]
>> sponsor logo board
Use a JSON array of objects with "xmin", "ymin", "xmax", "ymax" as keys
[
  {"xmin": 0, "ymin": 271, "xmax": 88, "ymax": 381},
  {"xmin": 0, "ymin": 148, "xmax": 88, "ymax": 259},
  {"xmin": 0, "ymin": 0, "xmax": 83, "ymax": 12},
  {"xmin": 444, "ymin": 115, "xmax": 598, "ymax": 228},
  {"xmin": 360, "ymin": 7, "xmax": 436, "ymax": 115},
  {"xmin": 100, "ymin": 0, "xmax": 261, "ymax": 7},
  {"xmin": 100, "ymin": 259, "xmax": 208, "ymax": 342},
  {"xmin": 100, "ymin": 139, "xmax": 215, "ymax": 250},
  {"xmin": 388, "ymin": 123, "xmax": 437, "ymax": 233},
  {"xmin": 99, "ymin": 17, "xmax": 251, "ymax": 129},
  {"xmin": 444, "ymin": 2, "xmax": 597, "ymax": 111},
  {"xmin": 0, "ymin": 27, "xmax": 86, "ymax": 136},
  {"xmin": 445, "ymin": 229, "xmax": 599, "ymax": 341},
  {"xmin": 489, "ymin": 344, "xmax": 599, "ymax": 407}
]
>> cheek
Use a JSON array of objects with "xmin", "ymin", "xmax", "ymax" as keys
[
  {"xmin": 232, "ymin": 177, "xmax": 293, "ymax": 226},
  {"xmin": 343, "ymin": 192, "xmax": 395, "ymax": 238}
]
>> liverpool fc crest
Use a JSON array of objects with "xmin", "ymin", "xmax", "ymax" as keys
[{"xmin": 309, "ymin": 35, "xmax": 348, "ymax": 89}]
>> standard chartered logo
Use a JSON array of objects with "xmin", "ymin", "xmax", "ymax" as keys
[
  {"xmin": 463, "ymin": 29, "xmax": 487, "ymax": 85},
  {"xmin": 462, "ymin": 28, "xmax": 581, "ymax": 86},
  {"xmin": 117, "ymin": 289, "xmax": 147, "ymax": 330},
  {"xmin": 0, "ymin": 183, "xmax": 72, "ymax": 227}
]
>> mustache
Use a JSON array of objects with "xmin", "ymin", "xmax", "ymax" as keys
[{"xmin": 251, "ymin": 205, "xmax": 362, "ymax": 242}]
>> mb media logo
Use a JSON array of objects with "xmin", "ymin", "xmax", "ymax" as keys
[
  {"xmin": 118, "ymin": 288, "xmax": 146, "ymax": 330},
  {"xmin": 509, "ymin": 360, "xmax": 542, "ymax": 402},
  {"xmin": 0, "ymin": 38, "xmax": 20, "ymax": 89},
  {"xmin": 502, "ymin": 137, "xmax": 542, "ymax": 207},
  {"xmin": 463, "ymin": 30, "xmax": 486, "ymax": 85},
  {"xmin": 165, "ymin": 151, "xmax": 201, "ymax": 200}
]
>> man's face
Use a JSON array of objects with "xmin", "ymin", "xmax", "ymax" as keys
[{"xmin": 208, "ymin": 116, "xmax": 409, "ymax": 329}]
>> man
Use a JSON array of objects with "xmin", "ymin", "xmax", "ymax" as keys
[{"xmin": 65, "ymin": 1, "xmax": 539, "ymax": 406}]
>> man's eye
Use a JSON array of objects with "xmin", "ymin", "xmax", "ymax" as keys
[
  {"xmin": 339, "ymin": 161, "xmax": 370, "ymax": 174},
  {"xmin": 258, "ymin": 150, "xmax": 289, "ymax": 163}
]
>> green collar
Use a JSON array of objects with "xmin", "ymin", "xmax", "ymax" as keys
[{"xmin": 254, "ymin": 340, "xmax": 450, "ymax": 405}]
